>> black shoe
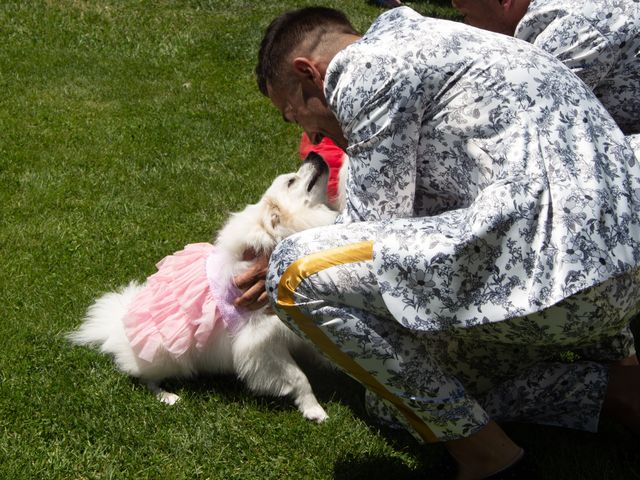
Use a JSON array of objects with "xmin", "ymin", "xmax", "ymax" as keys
[{"xmin": 484, "ymin": 452, "xmax": 539, "ymax": 479}]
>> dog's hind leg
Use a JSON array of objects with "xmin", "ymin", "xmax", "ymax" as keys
[{"xmin": 146, "ymin": 381, "xmax": 181, "ymax": 405}]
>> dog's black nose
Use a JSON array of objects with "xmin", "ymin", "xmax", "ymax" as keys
[{"xmin": 303, "ymin": 151, "xmax": 329, "ymax": 175}]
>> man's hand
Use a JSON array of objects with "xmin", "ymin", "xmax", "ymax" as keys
[{"xmin": 233, "ymin": 249, "xmax": 270, "ymax": 310}]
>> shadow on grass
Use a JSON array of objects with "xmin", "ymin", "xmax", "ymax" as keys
[
  {"xmin": 334, "ymin": 451, "xmax": 453, "ymax": 480},
  {"xmin": 405, "ymin": 0, "xmax": 458, "ymax": 6},
  {"xmin": 366, "ymin": 0, "xmax": 456, "ymax": 5},
  {"xmin": 501, "ymin": 421, "xmax": 640, "ymax": 480},
  {"xmin": 332, "ymin": 420, "xmax": 640, "ymax": 480},
  {"xmin": 145, "ymin": 360, "xmax": 640, "ymax": 480},
  {"xmin": 152, "ymin": 353, "xmax": 367, "ymax": 415},
  {"xmin": 332, "ymin": 421, "xmax": 640, "ymax": 480}
]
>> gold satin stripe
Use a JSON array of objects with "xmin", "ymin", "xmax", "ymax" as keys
[
  {"xmin": 277, "ymin": 241, "xmax": 374, "ymax": 306},
  {"xmin": 276, "ymin": 240, "xmax": 439, "ymax": 444}
]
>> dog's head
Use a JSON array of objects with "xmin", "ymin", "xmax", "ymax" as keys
[{"xmin": 216, "ymin": 153, "xmax": 339, "ymax": 259}]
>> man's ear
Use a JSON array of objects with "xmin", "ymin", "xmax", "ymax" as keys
[
  {"xmin": 499, "ymin": 0, "xmax": 515, "ymax": 11},
  {"xmin": 292, "ymin": 57, "xmax": 324, "ymax": 90},
  {"xmin": 500, "ymin": 0, "xmax": 530, "ymax": 33}
]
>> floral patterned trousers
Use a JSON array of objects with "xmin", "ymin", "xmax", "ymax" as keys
[
  {"xmin": 629, "ymin": 133, "xmax": 640, "ymax": 157},
  {"xmin": 267, "ymin": 221, "xmax": 640, "ymax": 442}
]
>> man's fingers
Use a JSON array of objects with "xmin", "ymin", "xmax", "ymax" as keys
[
  {"xmin": 247, "ymin": 291, "xmax": 270, "ymax": 311},
  {"xmin": 234, "ymin": 269, "xmax": 260, "ymax": 290},
  {"xmin": 241, "ymin": 248, "xmax": 257, "ymax": 262},
  {"xmin": 233, "ymin": 254, "xmax": 271, "ymax": 310},
  {"xmin": 234, "ymin": 256, "xmax": 269, "ymax": 289},
  {"xmin": 235, "ymin": 279, "xmax": 268, "ymax": 309},
  {"xmin": 257, "ymin": 290, "xmax": 269, "ymax": 306}
]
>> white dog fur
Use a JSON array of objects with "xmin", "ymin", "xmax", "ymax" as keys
[{"xmin": 68, "ymin": 156, "xmax": 338, "ymax": 422}]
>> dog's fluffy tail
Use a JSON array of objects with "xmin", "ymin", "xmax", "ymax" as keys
[{"xmin": 67, "ymin": 281, "xmax": 144, "ymax": 377}]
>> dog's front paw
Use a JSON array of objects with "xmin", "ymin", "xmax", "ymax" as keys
[
  {"xmin": 157, "ymin": 391, "xmax": 181, "ymax": 405},
  {"xmin": 302, "ymin": 405, "xmax": 328, "ymax": 423}
]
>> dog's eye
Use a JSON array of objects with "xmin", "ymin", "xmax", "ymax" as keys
[{"xmin": 287, "ymin": 178, "xmax": 295, "ymax": 188}]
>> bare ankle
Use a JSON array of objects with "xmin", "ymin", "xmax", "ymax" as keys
[
  {"xmin": 602, "ymin": 364, "xmax": 640, "ymax": 434},
  {"xmin": 613, "ymin": 355, "xmax": 639, "ymax": 366},
  {"xmin": 446, "ymin": 420, "xmax": 523, "ymax": 480}
]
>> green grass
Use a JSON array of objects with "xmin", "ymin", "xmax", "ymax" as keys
[{"xmin": 1, "ymin": 1, "xmax": 638, "ymax": 479}]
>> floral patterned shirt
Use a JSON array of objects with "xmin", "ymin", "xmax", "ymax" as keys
[
  {"xmin": 515, "ymin": 0, "xmax": 640, "ymax": 134},
  {"xmin": 324, "ymin": 7, "xmax": 640, "ymax": 330}
]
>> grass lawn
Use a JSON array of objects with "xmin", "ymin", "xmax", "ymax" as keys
[{"xmin": 1, "ymin": 1, "xmax": 638, "ymax": 478}]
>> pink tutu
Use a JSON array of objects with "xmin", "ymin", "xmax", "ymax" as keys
[{"xmin": 124, "ymin": 243, "xmax": 246, "ymax": 363}]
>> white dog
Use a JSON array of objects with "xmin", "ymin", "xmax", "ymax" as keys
[{"xmin": 68, "ymin": 156, "xmax": 337, "ymax": 422}]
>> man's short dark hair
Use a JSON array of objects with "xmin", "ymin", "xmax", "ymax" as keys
[{"xmin": 255, "ymin": 7, "xmax": 358, "ymax": 96}]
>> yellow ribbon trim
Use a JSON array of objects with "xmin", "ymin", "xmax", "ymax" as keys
[{"xmin": 276, "ymin": 240, "xmax": 438, "ymax": 443}]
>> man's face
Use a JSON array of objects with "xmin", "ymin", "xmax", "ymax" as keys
[
  {"xmin": 451, "ymin": 0, "xmax": 513, "ymax": 35},
  {"xmin": 267, "ymin": 79, "xmax": 347, "ymax": 151}
]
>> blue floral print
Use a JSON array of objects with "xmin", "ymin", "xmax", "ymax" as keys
[
  {"xmin": 268, "ymin": 7, "xmax": 640, "ymax": 442},
  {"xmin": 515, "ymin": 0, "xmax": 640, "ymax": 134}
]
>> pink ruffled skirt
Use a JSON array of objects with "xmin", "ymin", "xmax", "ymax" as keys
[{"xmin": 124, "ymin": 243, "xmax": 222, "ymax": 363}]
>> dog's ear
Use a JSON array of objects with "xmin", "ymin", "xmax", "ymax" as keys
[
  {"xmin": 270, "ymin": 207, "xmax": 280, "ymax": 229},
  {"xmin": 261, "ymin": 197, "xmax": 281, "ymax": 230},
  {"xmin": 263, "ymin": 198, "xmax": 282, "ymax": 235}
]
